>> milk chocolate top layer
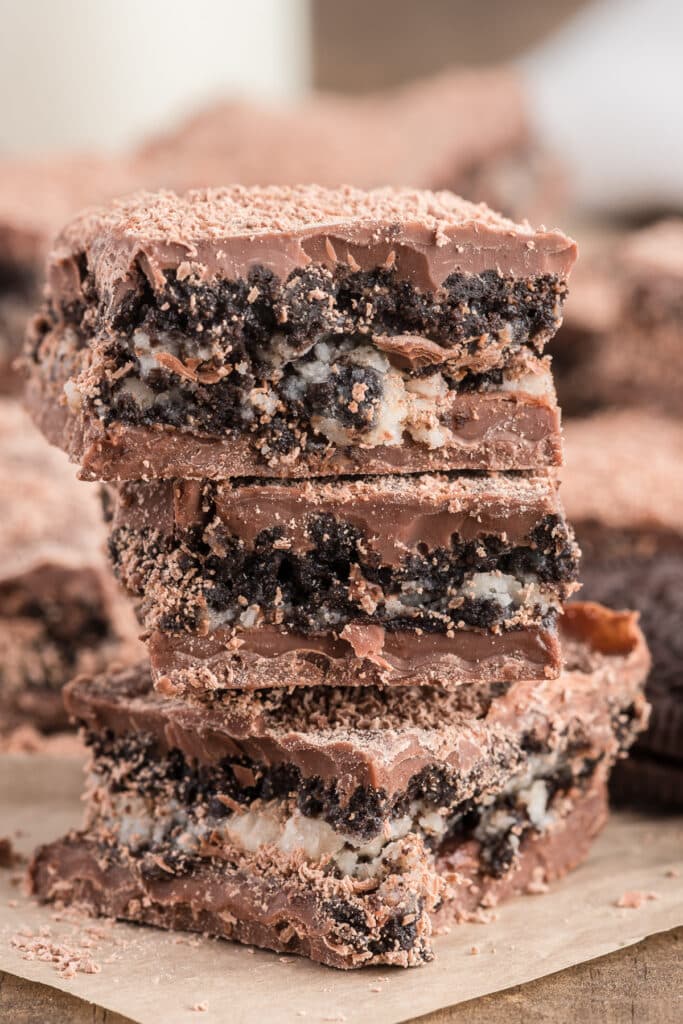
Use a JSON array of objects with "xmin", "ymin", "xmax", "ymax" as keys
[
  {"xmin": 65, "ymin": 603, "xmax": 649, "ymax": 796},
  {"xmin": 0, "ymin": 398, "xmax": 107, "ymax": 584},
  {"xmin": 561, "ymin": 410, "xmax": 683, "ymax": 534},
  {"xmin": 113, "ymin": 471, "xmax": 564, "ymax": 564},
  {"xmin": 49, "ymin": 185, "xmax": 577, "ymax": 302}
]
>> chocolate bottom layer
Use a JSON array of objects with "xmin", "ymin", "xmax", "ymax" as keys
[
  {"xmin": 148, "ymin": 620, "xmax": 563, "ymax": 694},
  {"xmin": 30, "ymin": 776, "xmax": 608, "ymax": 969},
  {"xmin": 26, "ymin": 365, "xmax": 563, "ymax": 482}
]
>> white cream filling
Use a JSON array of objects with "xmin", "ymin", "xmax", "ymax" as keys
[
  {"xmin": 499, "ymin": 370, "xmax": 552, "ymax": 397},
  {"xmin": 95, "ymin": 787, "xmax": 449, "ymax": 882},
  {"xmin": 474, "ymin": 756, "xmax": 558, "ymax": 849},
  {"xmin": 132, "ymin": 329, "xmax": 216, "ymax": 373},
  {"xmin": 94, "ymin": 751, "xmax": 567, "ymax": 885},
  {"xmin": 302, "ymin": 343, "xmax": 456, "ymax": 450},
  {"xmin": 460, "ymin": 572, "xmax": 554, "ymax": 615},
  {"xmin": 207, "ymin": 569, "xmax": 558, "ymax": 632}
]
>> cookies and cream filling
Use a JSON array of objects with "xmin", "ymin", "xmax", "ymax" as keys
[
  {"xmin": 75, "ymin": 328, "xmax": 554, "ymax": 451},
  {"xmin": 88, "ymin": 754, "xmax": 569, "ymax": 884}
]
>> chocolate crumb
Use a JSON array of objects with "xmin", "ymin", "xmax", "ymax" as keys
[{"xmin": 0, "ymin": 838, "xmax": 19, "ymax": 868}]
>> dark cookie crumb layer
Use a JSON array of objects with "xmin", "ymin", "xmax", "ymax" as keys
[
  {"xmin": 85, "ymin": 714, "xmax": 621, "ymax": 850},
  {"xmin": 31, "ymin": 265, "xmax": 567, "ymax": 461},
  {"xmin": 108, "ymin": 512, "xmax": 579, "ymax": 636}
]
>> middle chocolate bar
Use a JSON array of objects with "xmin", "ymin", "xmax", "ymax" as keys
[{"xmin": 107, "ymin": 470, "xmax": 579, "ymax": 694}]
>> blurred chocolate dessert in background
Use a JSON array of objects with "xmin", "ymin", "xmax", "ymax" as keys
[
  {"xmin": 0, "ymin": 399, "xmax": 142, "ymax": 736},
  {"xmin": 563, "ymin": 410, "xmax": 683, "ymax": 809}
]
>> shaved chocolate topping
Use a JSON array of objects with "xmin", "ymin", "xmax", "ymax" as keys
[{"xmin": 47, "ymin": 185, "xmax": 577, "ymax": 304}]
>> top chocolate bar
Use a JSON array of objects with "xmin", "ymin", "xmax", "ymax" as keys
[{"xmin": 26, "ymin": 185, "xmax": 577, "ymax": 480}]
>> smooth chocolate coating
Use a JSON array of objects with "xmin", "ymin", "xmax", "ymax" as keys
[
  {"xmin": 147, "ymin": 620, "xmax": 564, "ymax": 693},
  {"xmin": 112, "ymin": 470, "xmax": 566, "ymax": 565}
]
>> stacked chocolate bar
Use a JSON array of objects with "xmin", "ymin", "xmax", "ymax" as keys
[{"xmin": 27, "ymin": 186, "xmax": 649, "ymax": 968}]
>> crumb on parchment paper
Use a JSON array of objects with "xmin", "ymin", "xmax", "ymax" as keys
[
  {"xmin": 10, "ymin": 926, "xmax": 101, "ymax": 979},
  {"xmin": 615, "ymin": 890, "xmax": 661, "ymax": 909},
  {"xmin": 0, "ymin": 837, "xmax": 22, "ymax": 868}
]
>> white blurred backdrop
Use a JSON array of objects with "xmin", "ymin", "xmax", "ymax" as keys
[{"xmin": 0, "ymin": 0, "xmax": 310, "ymax": 154}]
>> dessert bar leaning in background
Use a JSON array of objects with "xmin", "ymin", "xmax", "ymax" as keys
[
  {"xmin": 563, "ymin": 410, "xmax": 683, "ymax": 809},
  {"xmin": 0, "ymin": 399, "xmax": 139, "ymax": 737}
]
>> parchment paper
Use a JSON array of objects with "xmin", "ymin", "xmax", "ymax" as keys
[{"xmin": 1, "ymin": 753, "xmax": 681, "ymax": 1024}]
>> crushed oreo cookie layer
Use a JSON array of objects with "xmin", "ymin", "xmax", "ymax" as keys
[
  {"xmin": 108, "ymin": 510, "xmax": 579, "ymax": 636},
  {"xmin": 38, "ymin": 262, "xmax": 566, "ymax": 461}
]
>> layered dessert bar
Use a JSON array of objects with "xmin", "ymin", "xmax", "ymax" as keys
[
  {"xmin": 106, "ymin": 471, "xmax": 579, "ymax": 693},
  {"xmin": 552, "ymin": 219, "xmax": 683, "ymax": 417},
  {"xmin": 30, "ymin": 603, "xmax": 649, "ymax": 969},
  {"xmin": 563, "ymin": 410, "xmax": 683, "ymax": 808},
  {"xmin": 25, "ymin": 185, "xmax": 577, "ymax": 480},
  {"xmin": 138, "ymin": 68, "xmax": 562, "ymax": 221},
  {"xmin": 0, "ymin": 399, "xmax": 140, "ymax": 733}
]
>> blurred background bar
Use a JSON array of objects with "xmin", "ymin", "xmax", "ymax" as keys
[{"xmin": 312, "ymin": 0, "xmax": 587, "ymax": 90}]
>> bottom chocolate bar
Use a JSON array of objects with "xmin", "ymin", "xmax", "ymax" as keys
[{"xmin": 30, "ymin": 603, "xmax": 649, "ymax": 969}]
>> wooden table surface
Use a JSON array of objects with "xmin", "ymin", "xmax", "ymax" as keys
[{"xmin": 0, "ymin": 927, "xmax": 679, "ymax": 1024}]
